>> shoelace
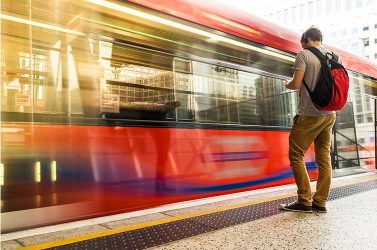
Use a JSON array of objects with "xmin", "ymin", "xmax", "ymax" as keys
[{"xmin": 286, "ymin": 200, "xmax": 301, "ymax": 207}]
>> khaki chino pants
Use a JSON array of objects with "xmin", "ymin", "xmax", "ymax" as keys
[{"xmin": 289, "ymin": 114, "xmax": 336, "ymax": 207}]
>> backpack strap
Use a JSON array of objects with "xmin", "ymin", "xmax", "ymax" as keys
[
  {"xmin": 330, "ymin": 52, "xmax": 339, "ymax": 62},
  {"xmin": 301, "ymin": 47, "xmax": 327, "ymax": 94},
  {"xmin": 302, "ymin": 47, "xmax": 328, "ymax": 94},
  {"xmin": 305, "ymin": 47, "xmax": 327, "ymax": 62},
  {"xmin": 302, "ymin": 79, "xmax": 312, "ymax": 93},
  {"xmin": 326, "ymin": 51, "xmax": 340, "ymax": 63}
]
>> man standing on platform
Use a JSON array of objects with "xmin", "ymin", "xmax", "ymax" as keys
[{"xmin": 280, "ymin": 27, "xmax": 336, "ymax": 213}]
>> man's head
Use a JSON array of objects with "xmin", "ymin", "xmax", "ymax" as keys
[{"xmin": 300, "ymin": 26, "xmax": 323, "ymax": 48}]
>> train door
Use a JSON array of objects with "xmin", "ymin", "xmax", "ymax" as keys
[{"xmin": 332, "ymin": 102, "xmax": 360, "ymax": 169}]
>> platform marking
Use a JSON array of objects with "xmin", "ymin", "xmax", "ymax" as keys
[{"xmin": 18, "ymin": 173, "xmax": 377, "ymax": 250}]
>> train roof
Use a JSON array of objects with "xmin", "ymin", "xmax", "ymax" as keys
[{"xmin": 128, "ymin": 0, "xmax": 377, "ymax": 79}]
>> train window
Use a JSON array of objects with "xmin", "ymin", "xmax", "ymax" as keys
[
  {"xmin": 1, "ymin": 0, "xmax": 296, "ymax": 125},
  {"xmin": 101, "ymin": 65, "xmax": 177, "ymax": 121},
  {"xmin": 174, "ymin": 58, "xmax": 191, "ymax": 74},
  {"xmin": 174, "ymin": 58, "xmax": 194, "ymax": 121},
  {"xmin": 191, "ymin": 63, "xmax": 221, "ymax": 123},
  {"xmin": 172, "ymin": 61, "xmax": 299, "ymax": 127},
  {"xmin": 259, "ymin": 76, "xmax": 297, "ymax": 127},
  {"xmin": 237, "ymin": 72, "xmax": 261, "ymax": 125},
  {"xmin": 347, "ymin": 73, "xmax": 377, "ymax": 133},
  {"xmin": 1, "ymin": 40, "xmax": 64, "ymax": 117}
]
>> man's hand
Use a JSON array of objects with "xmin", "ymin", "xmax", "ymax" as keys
[
  {"xmin": 285, "ymin": 70, "xmax": 304, "ymax": 90},
  {"xmin": 284, "ymin": 80, "xmax": 290, "ymax": 88}
]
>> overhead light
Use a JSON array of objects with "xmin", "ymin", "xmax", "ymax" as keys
[{"xmin": 85, "ymin": 0, "xmax": 295, "ymax": 62}]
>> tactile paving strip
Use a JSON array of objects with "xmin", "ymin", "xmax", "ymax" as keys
[{"xmin": 48, "ymin": 178, "xmax": 377, "ymax": 250}]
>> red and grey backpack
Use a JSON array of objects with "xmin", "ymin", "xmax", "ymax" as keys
[{"xmin": 302, "ymin": 47, "xmax": 349, "ymax": 111}]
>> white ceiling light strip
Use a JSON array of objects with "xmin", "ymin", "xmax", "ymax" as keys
[
  {"xmin": 85, "ymin": 0, "xmax": 295, "ymax": 62},
  {"xmin": 0, "ymin": 14, "xmax": 85, "ymax": 36}
]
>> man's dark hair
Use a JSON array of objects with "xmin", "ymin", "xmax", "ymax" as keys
[{"xmin": 301, "ymin": 26, "xmax": 323, "ymax": 43}]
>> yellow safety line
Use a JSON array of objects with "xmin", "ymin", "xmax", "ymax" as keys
[{"xmin": 18, "ymin": 173, "xmax": 377, "ymax": 250}]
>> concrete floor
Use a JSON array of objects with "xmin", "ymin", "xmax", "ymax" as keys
[
  {"xmin": 150, "ymin": 188, "xmax": 377, "ymax": 250},
  {"xmin": 2, "ymin": 173, "xmax": 377, "ymax": 250}
]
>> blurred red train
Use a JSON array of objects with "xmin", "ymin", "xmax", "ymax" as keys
[{"xmin": 1, "ymin": 0, "xmax": 377, "ymax": 232}]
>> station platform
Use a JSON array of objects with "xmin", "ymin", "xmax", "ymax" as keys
[{"xmin": 2, "ymin": 172, "xmax": 377, "ymax": 250}]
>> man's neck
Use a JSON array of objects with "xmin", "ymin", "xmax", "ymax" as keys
[{"xmin": 308, "ymin": 41, "xmax": 321, "ymax": 47}]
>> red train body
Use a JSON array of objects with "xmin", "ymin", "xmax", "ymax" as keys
[{"xmin": 1, "ymin": 0, "xmax": 376, "ymax": 232}]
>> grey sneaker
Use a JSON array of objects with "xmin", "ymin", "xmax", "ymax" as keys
[
  {"xmin": 280, "ymin": 200, "xmax": 312, "ymax": 213},
  {"xmin": 312, "ymin": 203, "xmax": 327, "ymax": 213}
]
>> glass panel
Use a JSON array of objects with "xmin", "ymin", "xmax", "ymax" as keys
[
  {"xmin": 337, "ymin": 72, "xmax": 377, "ymax": 170},
  {"xmin": 237, "ymin": 72, "xmax": 298, "ymax": 127},
  {"xmin": 175, "ymin": 76, "xmax": 193, "ymax": 120},
  {"xmin": 2, "ymin": 0, "xmax": 297, "ymax": 124},
  {"xmin": 260, "ymin": 77, "xmax": 297, "ymax": 127},
  {"xmin": 191, "ymin": 62, "xmax": 219, "ymax": 123},
  {"xmin": 334, "ymin": 103, "xmax": 359, "ymax": 168},
  {"xmin": 2, "ymin": 1, "xmax": 33, "ymax": 114},
  {"xmin": 238, "ymin": 72, "xmax": 260, "ymax": 125},
  {"xmin": 104, "ymin": 63, "xmax": 177, "ymax": 120}
]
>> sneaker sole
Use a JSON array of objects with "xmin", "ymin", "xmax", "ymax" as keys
[
  {"xmin": 312, "ymin": 208, "xmax": 327, "ymax": 213},
  {"xmin": 279, "ymin": 204, "xmax": 313, "ymax": 213}
]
